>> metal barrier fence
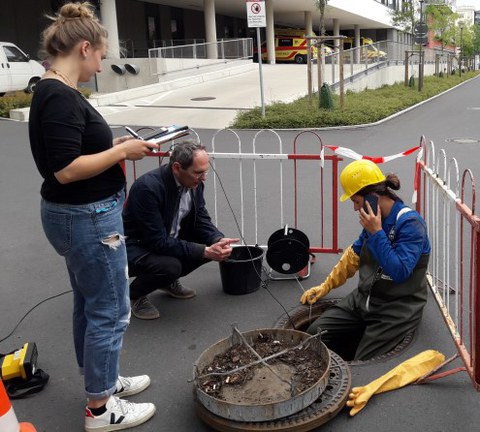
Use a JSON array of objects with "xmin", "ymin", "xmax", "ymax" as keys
[
  {"xmin": 415, "ymin": 135, "xmax": 480, "ymax": 389},
  {"xmin": 148, "ymin": 38, "xmax": 253, "ymax": 76},
  {"xmin": 122, "ymin": 130, "xmax": 480, "ymax": 387},
  {"xmin": 208, "ymin": 129, "xmax": 342, "ymax": 254},
  {"xmin": 122, "ymin": 129, "xmax": 343, "ymax": 266}
]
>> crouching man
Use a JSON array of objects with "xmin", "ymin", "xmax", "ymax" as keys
[{"xmin": 123, "ymin": 140, "xmax": 238, "ymax": 319}]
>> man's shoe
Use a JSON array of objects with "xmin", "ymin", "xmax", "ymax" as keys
[
  {"xmin": 85, "ymin": 395, "xmax": 155, "ymax": 432},
  {"xmin": 160, "ymin": 280, "xmax": 196, "ymax": 299},
  {"xmin": 131, "ymin": 296, "xmax": 160, "ymax": 320},
  {"xmin": 114, "ymin": 375, "xmax": 151, "ymax": 398}
]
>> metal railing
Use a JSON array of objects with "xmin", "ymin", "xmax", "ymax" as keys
[
  {"xmin": 121, "ymin": 129, "xmax": 343, "ymax": 262},
  {"xmin": 416, "ymin": 135, "xmax": 480, "ymax": 390},
  {"xmin": 148, "ymin": 38, "xmax": 253, "ymax": 76},
  {"xmin": 319, "ymin": 40, "xmax": 459, "ymax": 89},
  {"xmin": 120, "ymin": 129, "xmax": 480, "ymax": 387}
]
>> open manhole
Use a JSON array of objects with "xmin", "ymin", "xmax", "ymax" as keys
[
  {"xmin": 273, "ymin": 299, "xmax": 415, "ymax": 366},
  {"xmin": 191, "ymin": 96, "xmax": 216, "ymax": 101},
  {"xmin": 193, "ymin": 329, "xmax": 331, "ymax": 422},
  {"xmin": 446, "ymin": 137, "xmax": 480, "ymax": 144},
  {"xmin": 194, "ymin": 350, "xmax": 351, "ymax": 431}
]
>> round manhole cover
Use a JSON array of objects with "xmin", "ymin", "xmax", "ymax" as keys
[
  {"xmin": 195, "ymin": 350, "xmax": 351, "ymax": 431},
  {"xmin": 191, "ymin": 96, "xmax": 216, "ymax": 101},
  {"xmin": 446, "ymin": 138, "xmax": 480, "ymax": 144}
]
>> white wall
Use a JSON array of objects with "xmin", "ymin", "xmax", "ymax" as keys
[
  {"xmin": 335, "ymin": 63, "xmax": 436, "ymax": 93},
  {"xmin": 328, "ymin": 0, "xmax": 393, "ymax": 27}
]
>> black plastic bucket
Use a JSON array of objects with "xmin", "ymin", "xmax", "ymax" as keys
[{"xmin": 219, "ymin": 246, "xmax": 264, "ymax": 295}]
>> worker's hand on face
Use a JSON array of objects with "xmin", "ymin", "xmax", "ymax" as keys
[
  {"xmin": 204, "ymin": 238, "xmax": 239, "ymax": 261},
  {"xmin": 300, "ymin": 284, "xmax": 330, "ymax": 305},
  {"xmin": 359, "ymin": 201, "xmax": 382, "ymax": 235}
]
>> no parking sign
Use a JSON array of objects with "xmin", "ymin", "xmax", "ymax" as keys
[{"xmin": 246, "ymin": 0, "xmax": 266, "ymax": 28}]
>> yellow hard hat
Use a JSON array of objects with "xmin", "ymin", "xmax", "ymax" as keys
[{"xmin": 339, "ymin": 159, "xmax": 386, "ymax": 202}]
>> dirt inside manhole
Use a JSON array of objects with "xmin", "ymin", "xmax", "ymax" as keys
[{"xmin": 198, "ymin": 333, "xmax": 327, "ymax": 405}]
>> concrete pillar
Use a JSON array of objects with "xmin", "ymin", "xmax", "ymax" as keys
[
  {"xmin": 354, "ymin": 24, "xmax": 361, "ymax": 63},
  {"xmin": 333, "ymin": 18, "xmax": 340, "ymax": 50},
  {"xmin": 266, "ymin": 0, "xmax": 275, "ymax": 64},
  {"xmin": 354, "ymin": 24, "xmax": 361, "ymax": 47},
  {"xmin": 100, "ymin": 0, "xmax": 120, "ymax": 59},
  {"xmin": 304, "ymin": 11, "xmax": 313, "ymax": 36},
  {"xmin": 204, "ymin": 0, "xmax": 218, "ymax": 59}
]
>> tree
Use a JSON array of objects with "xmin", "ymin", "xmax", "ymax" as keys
[
  {"xmin": 426, "ymin": 3, "xmax": 458, "ymax": 54},
  {"xmin": 390, "ymin": 0, "xmax": 418, "ymax": 35},
  {"xmin": 473, "ymin": 24, "xmax": 480, "ymax": 56},
  {"xmin": 313, "ymin": 0, "xmax": 328, "ymax": 36},
  {"xmin": 390, "ymin": 0, "xmax": 419, "ymax": 82}
]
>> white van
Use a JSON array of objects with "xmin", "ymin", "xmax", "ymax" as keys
[{"xmin": 0, "ymin": 42, "xmax": 45, "ymax": 96}]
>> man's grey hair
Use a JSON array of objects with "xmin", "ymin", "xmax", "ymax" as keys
[{"xmin": 169, "ymin": 139, "xmax": 206, "ymax": 169}]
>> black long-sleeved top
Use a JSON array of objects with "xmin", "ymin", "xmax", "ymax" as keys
[{"xmin": 29, "ymin": 79, "xmax": 125, "ymax": 204}]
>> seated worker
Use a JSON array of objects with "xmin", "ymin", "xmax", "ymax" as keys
[
  {"xmin": 301, "ymin": 159, "xmax": 430, "ymax": 361},
  {"xmin": 123, "ymin": 140, "xmax": 238, "ymax": 320}
]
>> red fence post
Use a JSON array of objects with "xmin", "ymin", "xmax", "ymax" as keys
[{"xmin": 474, "ymin": 217, "xmax": 480, "ymax": 389}]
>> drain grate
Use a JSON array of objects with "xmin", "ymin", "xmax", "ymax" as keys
[
  {"xmin": 191, "ymin": 96, "xmax": 216, "ymax": 101},
  {"xmin": 446, "ymin": 138, "xmax": 480, "ymax": 144}
]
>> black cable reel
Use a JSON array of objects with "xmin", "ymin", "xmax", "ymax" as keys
[{"xmin": 266, "ymin": 225, "xmax": 310, "ymax": 274}]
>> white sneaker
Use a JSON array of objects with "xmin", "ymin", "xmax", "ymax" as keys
[
  {"xmin": 114, "ymin": 375, "xmax": 151, "ymax": 397},
  {"xmin": 85, "ymin": 395, "xmax": 156, "ymax": 432}
]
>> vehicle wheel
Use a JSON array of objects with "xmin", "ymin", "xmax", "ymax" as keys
[
  {"xmin": 26, "ymin": 78, "xmax": 40, "ymax": 94},
  {"xmin": 294, "ymin": 54, "xmax": 306, "ymax": 64}
]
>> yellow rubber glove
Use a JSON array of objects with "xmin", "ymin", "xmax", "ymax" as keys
[
  {"xmin": 346, "ymin": 350, "xmax": 445, "ymax": 417},
  {"xmin": 300, "ymin": 246, "xmax": 359, "ymax": 305}
]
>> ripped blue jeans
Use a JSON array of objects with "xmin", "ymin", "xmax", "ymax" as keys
[{"xmin": 41, "ymin": 190, "xmax": 130, "ymax": 400}]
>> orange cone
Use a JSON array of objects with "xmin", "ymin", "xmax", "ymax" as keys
[{"xmin": 0, "ymin": 380, "xmax": 37, "ymax": 432}]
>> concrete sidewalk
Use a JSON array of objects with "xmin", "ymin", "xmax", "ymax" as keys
[
  {"xmin": 94, "ymin": 63, "xmax": 315, "ymax": 130},
  {"xmin": 10, "ymin": 63, "xmax": 314, "ymax": 129}
]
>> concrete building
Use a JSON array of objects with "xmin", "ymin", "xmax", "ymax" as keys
[
  {"xmin": 5, "ymin": 0, "xmax": 445, "ymax": 94},
  {"xmin": 456, "ymin": 5, "xmax": 476, "ymax": 26},
  {"xmin": 2, "ymin": 0, "xmax": 407, "ymax": 62}
]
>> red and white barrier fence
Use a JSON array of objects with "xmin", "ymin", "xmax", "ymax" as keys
[{"xmin": 415, "ymin": 135, "xmax": 480, "ymax": 390}]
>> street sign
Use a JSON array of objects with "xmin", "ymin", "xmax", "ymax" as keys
[
  {"xmin": 414, "ymin": 22, "xmax": 428, "ymax": 36},
  {"xmin": 246, "ymin": 0, "xmax": 266, "ymax": 28},
  {"xmin": 415, "ymin": 34, "xmax": 428, "ymax": 45},
  {"xmin": 414, "ymin": 22, "xmax": 428, "ymax": 45}
]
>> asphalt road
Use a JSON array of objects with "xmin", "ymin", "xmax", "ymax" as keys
[{"xmin": 1, "ymin": 73, "xmax": 480, "ymax": 431}]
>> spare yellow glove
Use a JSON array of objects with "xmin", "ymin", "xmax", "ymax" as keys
[
  {"xmin": 346, "ymin": 349, "xmax": 445, "ymax": 417},
  {"xmin": 300, "ymin": 246, "xmax": 359, "ymax": 305}
]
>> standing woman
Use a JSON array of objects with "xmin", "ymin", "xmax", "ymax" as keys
[
  {"xmin": 29, "ymin": 2, "xmax": 157, "ymax": 430},
  {"xmin": 301, "ymin": 160, "xmax": 430, "ymax": 361}
]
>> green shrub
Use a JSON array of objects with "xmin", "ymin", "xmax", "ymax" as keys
[
  {"xmin": 231, "ymin": 71, "xmax": 479, "ymax": 129},
  {"xmin": 0, "ymin": 87, "xmax": 91, "ymax": 118},
  {"xmin": 0, "ymin": 92, "xmax": 32, "ymax": 118}
]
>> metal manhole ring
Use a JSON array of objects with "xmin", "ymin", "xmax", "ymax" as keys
[
  {"xmin": 194, "ymin": 351, "xmax": 351, "ymax": 432},
  {"xmin": 191, "ymin": 96, "xmax": 216, "ymax": 101},
  {"xmin": 273, "ymin": 300, "xmax": 416, "ymax": 366}
]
